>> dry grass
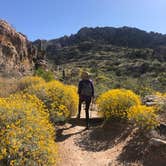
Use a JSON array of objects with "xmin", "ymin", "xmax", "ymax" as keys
[{"xmin": 0, "ymin": 77, "xmax": 18, "ymax": 97}]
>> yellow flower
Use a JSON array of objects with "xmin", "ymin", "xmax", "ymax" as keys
[
  {"xmin": 97, "ymin": 89, "xmax": 141, "ymax": 119},
  {"xmin": 128, "ymin": 105, "xmax": 158, "ymax": 129}
]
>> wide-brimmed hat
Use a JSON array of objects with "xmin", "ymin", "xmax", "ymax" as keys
[{"xmin": 81, "ymin": 71, "xmax": 89, "ymax": 79}]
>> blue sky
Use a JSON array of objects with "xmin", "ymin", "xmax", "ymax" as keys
[{"xmin": 0, "ymin": 0, "xmax": 166, "ymax": 41}]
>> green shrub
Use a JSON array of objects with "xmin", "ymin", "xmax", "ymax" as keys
[{"xmin": 35, "ymin": 68, "xmax": 55, "ymax": 82}]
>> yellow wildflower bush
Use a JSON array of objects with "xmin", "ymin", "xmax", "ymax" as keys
[
  {"xmin": 155, "ymin": 92, "xmax": 166, "ymax": 102},
  {"xmin": 96, "ymin": 89, "xmax": 141, "ymax": 119},
  {"xmin": 0, "ymin": 93, "xmax": 57, "ymax": 165},
  {"xmin": 17, "ymin": 76, "xmax": 46, "ymax": 91},
  {"xmin": 128, "ymin": 105, "xmax": 159, "ymax": 129},
  {"xmin": 26, "ymin": 80, "xmax": 78, "ymax": 122}
]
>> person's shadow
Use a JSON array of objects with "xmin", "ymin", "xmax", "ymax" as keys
[
  {"xmin": 55, "ymin": 117, "xmax": 104, "ymax": 142},
  {"xmin": 74, "ymin": 119, "xmax": 133, "ymax": 152},
  {"xmin": 55, "ymin": 118, "xmax": 87, "ymax": 142}
]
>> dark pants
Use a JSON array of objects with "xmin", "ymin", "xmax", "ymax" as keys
[{"xmin": 77, "ymin": 95, "xmax": 91, "ymax": 127}]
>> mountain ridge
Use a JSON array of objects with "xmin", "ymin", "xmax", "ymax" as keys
[
  {"xmin": 32, "ymin": 26, "xmax": 166, "ymax": 94},
  {"xmin": 33, "ymin": 26, "xmax": 166, "ymax": 49}
]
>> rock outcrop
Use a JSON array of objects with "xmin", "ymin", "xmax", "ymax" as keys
[
  {"xmin": 143, "ymin": 95, "xmax": 165, "ymax": 106},
  {"xmin": 149, "ymin": 138, "xmax": 166, "ymax": 147},
  {"xmin": 0, "ymin": 19, "xmax": 44, "ymax": 77}
]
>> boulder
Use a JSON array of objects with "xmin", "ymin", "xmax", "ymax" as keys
[
  {"xmin": 143, "ymin": 95, "xmax": 165, "ymax": 106},
  {"xmin": 149, "ymin": 138, "xmax": 166, "ymax": 147}
]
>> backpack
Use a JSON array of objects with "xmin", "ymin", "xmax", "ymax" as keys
[{"xmin": 80, "ymin": 80, "xmax": 93, "ymax": 96}]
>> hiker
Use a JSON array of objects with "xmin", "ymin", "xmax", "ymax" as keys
[{"xmin": 77, "ymin": 71, "xmax": 94, "ymax": 129}]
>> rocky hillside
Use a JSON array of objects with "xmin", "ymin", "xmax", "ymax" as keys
[
  {"xmin": 33, "ymin": 27, "xmax": 166, "ymax": 94},
  {"xmin": 34, "ymin": 26, "xmax": 166, "ymax": 52},
  {"xmin": 33, "ymin": 26, "xmax": 166, "ymax": 66},
  {"xmin": 0, "ymin": 19, "xmax": 45, "ymax": 77},
  {"xmin": 0, "ymin": 20, "xmax": 165, "ymax": 93}
]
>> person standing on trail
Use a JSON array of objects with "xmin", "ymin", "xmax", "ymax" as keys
[{"xmin": 77, "ymin": 71, "xmax": 94, "ymax": 129}]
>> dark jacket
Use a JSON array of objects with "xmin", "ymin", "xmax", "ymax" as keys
[{"xmin": 78, "ymin": 79, "xmax": 94, "ymax": 97}]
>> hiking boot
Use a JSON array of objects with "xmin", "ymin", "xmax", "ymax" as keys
[{"xmin": 85, "ymin": 124, "xmax": 90, "ymax": 130}]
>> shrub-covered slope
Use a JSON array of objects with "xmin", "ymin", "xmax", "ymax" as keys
[{"xmin": 33, "ymin": 27, "xmax": 166, "ymax": 94}]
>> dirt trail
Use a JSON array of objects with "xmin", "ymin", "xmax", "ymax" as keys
[
  {"xmin": 56, "ymin": 110, "xmax": 166, "ymax": 166},
  {"xmin": 56, "ymin": 110, "xmax": 136, "ymax": 166}
]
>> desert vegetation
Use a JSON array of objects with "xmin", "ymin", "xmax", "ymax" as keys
[
  {"xmin": 0, "ymin": 73, "xmax": 165, "ymax": 165},
  {"xmin": 0, "ymin": 76, "xmax": 78, "ymax": 165},
  {"xmin": 97, "ymin": 89, "xmax": 159, "ymax": 130},
  {"xmin": 0, "ymin": 93, "xmax": 57, "ymax": 165}
]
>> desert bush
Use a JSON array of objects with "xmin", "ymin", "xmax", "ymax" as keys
[
  {"xmin": 159, "ymin": 99, "xmax": 166, "ymax": 113},
  {"xmin": 96, "ymin": 89, "xmax": 141, "ymax": 120},
  {"xmin": 17, "ymin": 76, "xmax": 45, "ymax": 91},
  {"xmin": 119, "ymin": 77, "xmax": 154, "ymax": 97},
  {"xmin": 35, "ymin": 68, "xmax": 55, "ymax": 82},
  {"xmin": 153, "ymin": 92, "xmax": 166, "ymax": 123},
  {"xmin": 128, "ymin": 105, "xmax": 158, "ymax": 129},
  {"xmin": 155, "ymin": 92, "xmax": 166, "ymax": 99},
  {"xmin": 26, "ymin": 80, "xmax": 78, "ymax": 122},
  {"xmin": 0, "ymin": 93, "xmax": 57, "ymax": 165}
]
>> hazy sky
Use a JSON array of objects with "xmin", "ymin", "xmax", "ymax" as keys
[{"xmin": 0, "ymin": 0, "xmax": 166, "ymax": 41}]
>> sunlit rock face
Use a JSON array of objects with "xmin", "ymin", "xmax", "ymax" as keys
[{"xmin": 0, "ymin": 19, "xmax": 37, "ymax": 77}]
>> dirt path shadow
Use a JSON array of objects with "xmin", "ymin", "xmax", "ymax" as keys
[
  {"xmin": 55, "ymin": 124, "xmax": 86, "ymax": 142},
  {"xmin": 118, "ymin": 129, "xmax": 166, "ymax": 166},
  {"xmin": 75, "ymin": 120, "xmax": 133, "ymax": 152},
  {"xmin": 55, "ymin": 118, "xmax": 103, "ymax": 142}
]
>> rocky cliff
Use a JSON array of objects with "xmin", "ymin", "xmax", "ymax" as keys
[{"xmin": 0, "ymin": 19, "xmax": 44, "ymax": 77}]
